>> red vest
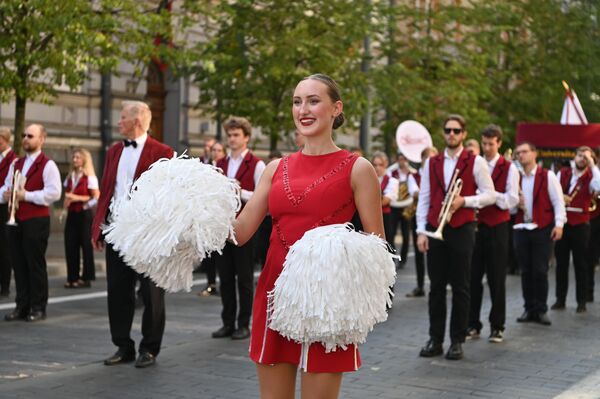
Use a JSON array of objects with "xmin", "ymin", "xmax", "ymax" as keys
[
  {"xmin": 217, "ymin": 151, "xmax": 261, "ymax": 192},
  {"xmin": 559, "ymin": 167, "xmax": 593, "ymax": 226},
  {"xmin": 515, "ymin": 167, "xmax": 554, "ymax": 229},
  {"xmin": 412, "ymin": 171, "xmax": 421, "ymax": 187},
  {"xmin": 381, "ymin": 174, "xmax": 391, "ymax": 214},
  {"xmin": 65, "ymin": 174, "xmax": 91, "ymax": 213},
  {"xmin": 14, "ymin": 153, "xmax": 50, "ymax": 221},
  {"xmin": 427, "ymin": 149, "xmax": 477, "ymax": 228},
  {"xmin": 478, "ymin": 156, "xmax": 511, "ymax": 227},
  {"xmin": 0, "ymin": 149, "xmax": 17, "ymax": 186}
]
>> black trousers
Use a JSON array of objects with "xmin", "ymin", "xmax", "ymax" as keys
[
  {"xmin": 507, "ymin": 215, "xmax": 520, "ymax": 274},
  {"xmin": 0, "ymin": 203, "xmax": 12, "ymax": 293},
  {"xmin": 390, "ymin": 207, "xmax": 410, "ymax": 262},
  {"xmin": 7, "ymin": 216, "xmax": 50, "ymax": 311},
  {"xmin": 64, "ymin": 209, "xmax": 95, "ymax": 283},
  {"xmin": 588, "ymin": 215, "xmax": 600, "ymax": 299},
  {"xmin": 469, "ymin": 222, "xmax": 508, "ymax": 331},
  {"xmin": 555, "ymin": 223, "xmax": 589, "ymax": 305},
  {"xmin": 383, "ymin": 212, "xmax": 395, "ymax": 250},
  {"xmin": 514, "ymin": 226, "xmax": 553, "ymax": 314},
  {"xmin": 216, "ymin": 240, "xmax": 254, "ymax": 329},
  {"xmin": 427, "ymin": 222, "xmax": 476, "ymax": 344},
  {"xmin": 105, "ymin": 243, "xmax": 165, "ymax": 355},
  {"xmin": 412, "ymin": 216, "xmax": 425, "ymax": 289},
  {"xmin": 201, "ymin": 255, "xmax": 217, "ymax": 286}
]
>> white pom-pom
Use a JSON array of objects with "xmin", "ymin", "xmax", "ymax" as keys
[
  {"xmin": 267, "ymin": 223, "xmax": 397, "ymax": 352},
  {"xmin": 103, "ymin": 154, "xmax": 240, "ymax": 292}
]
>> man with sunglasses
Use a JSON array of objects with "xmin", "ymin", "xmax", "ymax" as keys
[
  {"xmin": 1, "ymin": 124, "xmax": 61, "ymax": 322},
  {"xmin": 416, "ymin": 114, "xmax": 495, "ymax": 360}
]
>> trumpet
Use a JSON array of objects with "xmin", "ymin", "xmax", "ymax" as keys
[
  {"xmin": 7, "ymin": 170, "xmax": 26, "ymax": 226},
  {"xmin": 424, "ymin": 168, "xmax": 463, "ymax": 241}
]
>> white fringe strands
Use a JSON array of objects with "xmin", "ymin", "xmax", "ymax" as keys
[
  {"xmin": 103, "ymin": 154, "xmax": 241, "ymax": 293},
  {"xmin": 267, "ymin": 223, "xmax": 397, "ymax": 353}
]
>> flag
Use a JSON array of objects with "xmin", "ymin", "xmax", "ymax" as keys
[{"xmin": 560, "ymin": 81, "xmax": 588, "ymax": 125}]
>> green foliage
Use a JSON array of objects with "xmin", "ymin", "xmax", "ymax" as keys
[
  {"xmin": 0, "ymin": 0, "xmax": 192, "ymax": 153},
  {"xmin": 192, "ymin": 0, "xmax": 375, "ymax": 149},
  {"xmin": 373, "ymin": 0, "xmax": 600, "ymax": 154}
]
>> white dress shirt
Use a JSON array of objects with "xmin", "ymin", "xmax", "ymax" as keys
[
  {"xmin": 486, "ymin": 154, "xmax": 520, "ymax": 210},
  {"xmin": 518, "ymin": 166, "xmax": 566, "ymax": 228},
  {"xmin": 114, "ymin": 133, "xmax": 147, "ymax": 202},
  {"xmin": 380, "ymin": 175, "xmax": 399, "ymax": 203},
  {"xmin": 416, "ymin": 148, "xmax": 495, "ymax": 233},
  {"xmin": 407, "ymin": 170, "xmax": 422, "ymax": 197},
  {"xmin": 555, "ymin": 165, "xmax": 600, "ymax": 195},
  {"xmin": 64, "ymin": 172, "xmax": 99, "ymax": 210},
  {"xmin": 226, "ymin": 149, "xmax": 266, "ymax": 203},
  {"xmin": 0, "ymin": 151, "xmax": 62, "ymax": 205}
]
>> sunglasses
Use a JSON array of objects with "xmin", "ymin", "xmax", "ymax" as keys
[
  {"xmin": 22, "ymin": 133, "xmax": 34, "ymax": 139},
  {"xmin": 443, "ymin": 127, "xmax": 463, "ymax": 135}
]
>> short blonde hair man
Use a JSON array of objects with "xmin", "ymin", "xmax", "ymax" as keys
[{"xmin": 122, "ymin": 101, "xmax": 152, "ymax": 133}]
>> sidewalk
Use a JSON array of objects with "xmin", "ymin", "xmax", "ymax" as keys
[{"xmin": 1, "ymin": 252, "xmax": 599, "ymax": 398}]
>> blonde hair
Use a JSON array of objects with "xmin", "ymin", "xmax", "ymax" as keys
[
  {"xmin": 0, "ymin": 126, "xmax": 11, "ymax": 142},
  {"xmin": 122, "ymin": 101, "xmax": 152, "ymax": 133},
  {"xmin": 72, "ymin": 148, "xmax": 96, "ymax": 177},
  {"xmin": 372, "ymin": 151, "xmax": 389, "ymax": 167}
]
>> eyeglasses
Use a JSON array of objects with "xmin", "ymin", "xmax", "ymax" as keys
[
  {"xmin": 22, "ymin": 134, "xmax": 34, "ymax": 139},
  {"xmin": 443, "ymin": 128, "xmax": 463, "ymax": 135}
]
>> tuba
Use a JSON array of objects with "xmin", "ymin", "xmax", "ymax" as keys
[
  {"xmin": 396, "ymin": 120, "xmax": 432, "ymax": 221},
  {"xmin": 423, "ymin": 168, "xmax": 463, "ymax": 241},
  {"xmin": 7, "ymin": 170, "xmax": 26, "ymax": 226}
]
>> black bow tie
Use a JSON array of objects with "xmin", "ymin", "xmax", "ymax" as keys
[{"xmin": 123, "ymin": 139, "xmax": 138, "ymax": 148}]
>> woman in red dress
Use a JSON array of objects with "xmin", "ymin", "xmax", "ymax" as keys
[{"xmin": 233, "ymin": 74, "xmax": 384, "ymax": 398}]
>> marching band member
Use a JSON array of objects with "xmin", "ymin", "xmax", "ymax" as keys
[
  {"xmin": 387, "ymin": 152, "xmax": 415, "ymax": 268},
  {"xmin": 416, "ymin": 114, "xmax": 495, "ymax": 360},
  {"xmin": 587, "ymin": 187, "xmax": 600, "ymax": 302},
  {"xmin": 92, "ymin": 101, "xmax": 174, "ymax": 368},
  {"xmin": 467, "ymin": 125, "xmax": 519, "ymax": 343},
  {"xmin": 212, "ymin": 117, "xmax": 265, "ymax": 341},
  {"xmin": 372, "ymin": 152, "xmax": 399, "ymax": 251},
  {"xmin": 405, "ymin": 147, "xmax": 437, "ymax": 298},
  {"xmin": 1, "ymin": 124, "xmax": 61, "ymax": 322},
  {"xmin": 513, "ymin": 142, "xmax": 566, "ymax": 326},
  {"xmin": 552, "ymin": 146, "xmax": 600, "ymax": 312},
  {"xmin": 0, "ymin": 126, "xmax": 17, "ymax": 297},
  {"xmin": 63, "ymin": 148, "xmax": 99, "ymax": 289}
]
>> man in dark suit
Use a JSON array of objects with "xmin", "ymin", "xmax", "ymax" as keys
[
  {"xmin": 212, "ymin": 117, "xmax": 265, "ymax": 340},
  {"xmin": 92, "ymin": 101, "xmax": 173, "ymax": 368},
  {"xmin": 0, "ymin": 126, "xmax": 17, "ymax": 297}
]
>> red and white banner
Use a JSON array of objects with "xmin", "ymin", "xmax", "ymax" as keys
[{"xmin": 560, "ymin": 82, "xmax": 588, "ymax": 125}]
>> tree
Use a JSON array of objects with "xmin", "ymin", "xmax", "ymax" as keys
[
  {"xmin": 0, "ymin": 0, "xmax": 197, "ymax": 153},
  {"xmin": 192, "ymin": 0, "xmax": 377, "ymax": 150}
]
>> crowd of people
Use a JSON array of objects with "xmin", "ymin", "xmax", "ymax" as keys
[{"xmin": 1, "ymin": 74, "xmax": 599, "ymax": 398}]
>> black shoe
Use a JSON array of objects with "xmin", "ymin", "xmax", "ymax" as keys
[
  {"xmin": 536, "ymin": 312, "xmax": 552, "ymax": 325},
  {"xmin": 4, "ymin": 308, "xmax": 27, "ymax": 321},
  {"xmin": 445, "ymin": 342, "xmax": 463, "ymax": 360},
  {"xmin": 465, "ymin": 327, "xmax": 480, "ymax": 340},
  {"xmin": 197, "ymin": 284, "xmax": 219, "ymax": 297},
  {"xmin": 231, "ymin": 326, "xmax": 250, "ymax": 340},
  {"xmin": 212, "ymin": 325, "xmax": 234, "ymax": 338},
  {"xmin": 516, "ymin": 310, "xmax": 534, "ymax": 323},
  {"xmin": 576, "ymin": 304, "xmax": 587, "ymax": 313},
  {"xmin": 488, "ymin": 329, "xmax": 504, "ymax": 343},
  {"xmin": 406, "ymin": 287, "xmax": 425, "ymax": 298},
  {"xmin": 104, "ymin": 349, "xmax": 135, "ymax": 366},
  {"xmin": 419, "ymin": 340, "xmax": 443, "ymax": 357},
  {"xmin": 551, "ymin": 301, "xmax": 565, "ymax": 310},
  {"xmin": 26, "ymin": 310, "xmax": 46, "ymax": 322},
  {"xmin": 134, "ymin": 352, "xmax": 156, "ymax": 368}
]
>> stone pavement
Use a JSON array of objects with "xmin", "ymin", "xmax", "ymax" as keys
[{"xmin": 1, "ymin": 252, "xmax": 600, "ymax": 399}]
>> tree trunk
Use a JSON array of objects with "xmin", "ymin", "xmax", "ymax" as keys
[
  {"xmin": 269, "ymin": 130, "xmax": 278, "ymax": 151},
  {"xmin": 13, "ymin": 94, "xmax": 26, "ymax": 155}
]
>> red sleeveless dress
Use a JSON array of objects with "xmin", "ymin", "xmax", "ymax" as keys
[{"xmin": 249, "ymin": 150, "xmax": 361, "ymax": 373}]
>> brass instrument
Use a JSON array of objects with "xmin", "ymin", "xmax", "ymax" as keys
[
  {"xmin": 424, "ymin": 168, "xmax": 463, "ymax": 241},
  {"xmin": 7, "ymin": 170, "xmax": 26, "ymax": 226},
  {"xmin": 402, "ymin": 197, "xmax": 417, "ymax": 219},
  {"xmin": 564, "ymin": 183, "xmax": 584, "ymax": 213}
]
